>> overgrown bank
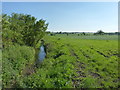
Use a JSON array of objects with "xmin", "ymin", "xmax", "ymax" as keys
[{"xmin": 2, "ymin": 13, "xmax": 48, "ymax": 88}]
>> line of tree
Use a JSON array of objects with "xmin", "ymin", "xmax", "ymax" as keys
[
  {"xmin": 94, "ymin": 30, "xmax": 120, "ymax": 35},
  {"xmin": 48, "ymin": 30, "xmax": 120, "ymax": 36},
  {"xmin": 2, "ymin": 13, "xmax": 48, "ymax": 48}
]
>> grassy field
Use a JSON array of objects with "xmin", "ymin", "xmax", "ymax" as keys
[
  {"xmin": 53, "ymin": 34, "xmax": 118, "ymax": 40},
  {"xmin": 42, "ymin": 34, "xmax": 119, "ymax": 88},
  {"xmin": 2, "ymin": 34, "xmax": 119, "ymax": 88}
]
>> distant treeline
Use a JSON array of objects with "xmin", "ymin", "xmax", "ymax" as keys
[
  {"xmin": 46, "ymin": 30, "xmax": 120, "ymax": 36},
  {"xmin": 103, "ymin": 32, "xmax": 120, "ymax": 35}
]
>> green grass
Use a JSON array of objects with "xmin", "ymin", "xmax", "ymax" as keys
[
  {"xmin": 2, "ymin": 34, "xmax": 119, "ymax": 88},
  {"xmin": 54, "ymin": 34, "xmax": 118, "ymax": 40},
  {"xmin": 2, "ymin": 44, "xmax": 35, "ymax": 88}
]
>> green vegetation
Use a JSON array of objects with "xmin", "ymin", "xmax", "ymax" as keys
[
  {"xmin": 2, "ymin": 13, "xmax": 48, "ymax": 47},
  {"xmin": 2, "ymin": 13, "xmax": 48, "ymax": 88},
  {"xmin": 2, "ymin": 13, "xmax": 119, "ymax": 88},
  {"xmin": 2, "ymin": 44, "xmax": 35, "ymax": 88},
  {"xmin": 40, "ymin": 35, "xmax": 118, "ymax": 88},
  {"xmin": 94, "ymin": 30, "xmax": 105, "ymax": 35}
]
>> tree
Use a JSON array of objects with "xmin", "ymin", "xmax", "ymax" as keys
[
  {"xmin": 2, "ymin": 13, "xmax": 49, "ymax": 47},
  {"xmin": 82, "ymin": 32, "xmax": 85, "ymax": 35},
  {"xmin": 94, "ymin": 30, "xmax": 104, "ymax": 35},
  {"xmin": 33, "ymin": 19, "xmax": 48, "ymax": 46},
  {"xmin": 96, "ymin": 30, "xmax": 104, "ymax": 35}
]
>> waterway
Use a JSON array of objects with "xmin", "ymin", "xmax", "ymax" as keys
[{"xmin": 38, "ymin": 45, "xmax": 46, "ymax": 62}]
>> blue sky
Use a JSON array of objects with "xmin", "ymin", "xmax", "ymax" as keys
[{"xmin": 2, "ymin": 2, "xmax": 118, "ymax": 32}]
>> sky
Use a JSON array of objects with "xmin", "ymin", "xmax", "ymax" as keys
[
  {"xmin": 1, "ymin": 0, "xmax": 119, "ymax": 2},
  {"xmin": 2, "ymin": 2, "xmax": 118, "ymax": 32}
]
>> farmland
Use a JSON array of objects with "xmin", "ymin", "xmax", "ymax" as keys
[
  {"xmin": 2, "ymin": 13, "xmax": 119, "ymax": 88},
  {"xmin": 2, "ymin": 2, "xmax": 119, "ymax": 88},
  {"xmin": 3, "ymin": 33, "xmax": 119, "ymax": 88},
  {"xmin": 42, "ymin": 34, "xmax": 119, "ymax": 88}
]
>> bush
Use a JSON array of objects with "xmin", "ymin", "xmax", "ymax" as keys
[{"xmin": 2, "ymin": 13, "xmax": 48, "ymax": 47}]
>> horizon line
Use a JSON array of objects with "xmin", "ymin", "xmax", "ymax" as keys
[{"xmin": 46, "ymin": 31, "xmax": 119, "ymax": 33}]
